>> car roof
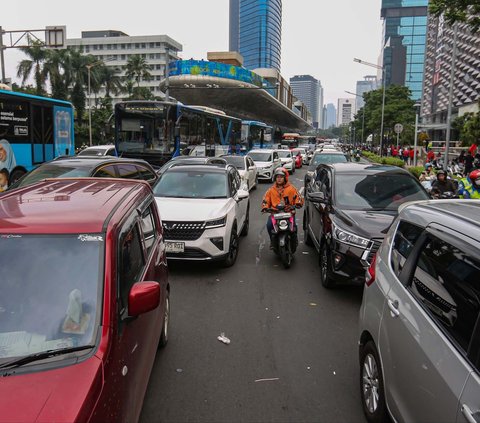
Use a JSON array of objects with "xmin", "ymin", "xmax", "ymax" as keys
[
  {"xmin": 163, "ymin": 164, "xmax": 230, "ymax": 174},
  {"xmin": 81, "ymin": 145, "xmax": 115, "ymax": 150},
  {"xmin": 325, "ymin": 163, "xmax": 409, "ymax": 174},
  {"xmin": 0, "ymin": 178, "xmax": 150, "ymax": 234},
  {"xmin": 314, "ymin": 150, "xmax": 344, "ymax": 155},
  {"xmin": 51, "ymin": 156, "xmax": 152, "ymax": 168},
  {"xmin": 249, "ymin": 149, "xmax": 276, "ymax": 153},
  {"xmin": 399, "ymin": 200, "xmax": 480, "ymax": 240}
]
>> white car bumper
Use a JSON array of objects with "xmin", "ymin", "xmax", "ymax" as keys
[{"xmin": 257, "ymin": 166, "xmax": 274, "ymax": 180}]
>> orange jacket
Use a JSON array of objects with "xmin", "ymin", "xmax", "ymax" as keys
[{"xmin": 262, "ymin": 182, "xmax": 304, "ymax": 211}]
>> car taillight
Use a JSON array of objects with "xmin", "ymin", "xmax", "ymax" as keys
[{"xmin": 366, "ymin": 253, "xmax": 377, "ymax": 287}]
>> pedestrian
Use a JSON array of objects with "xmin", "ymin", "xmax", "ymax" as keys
[
  {"xmin": 403, "ymin": 147, "xmax": 409, "ymax": 164},
  {"xmin": 409, "ymin": 148, "xmax": 415, "ymax": 165},
  {"xmin": 458, "ymin": 150, "xmax": 466, "ymax": 164}
]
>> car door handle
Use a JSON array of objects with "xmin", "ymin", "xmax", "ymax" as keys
[
  {"xmin": 387, "ymin": 299, "xmax": 400, "ymax": 318},
  {"xmin": 462, "ymin": 404, "xmax": 480, "ymax": 423}
]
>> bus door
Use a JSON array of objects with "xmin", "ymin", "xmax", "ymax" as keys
[{"xmin": 31, "ymin": 104, "xmax": 54, "ymax": 164}]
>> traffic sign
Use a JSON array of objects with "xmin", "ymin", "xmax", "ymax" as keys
[{"xmin": 394, "ymin": 123, "xmax": 404, "ymax": 134}]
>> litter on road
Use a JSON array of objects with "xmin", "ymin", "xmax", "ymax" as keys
[{"xmin": 217, "ymin": 333, "xmax": 231, "ymax": 345}]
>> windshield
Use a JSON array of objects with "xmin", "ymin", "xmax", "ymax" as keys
[
  {"xmin": 311, "ymin": 154, "xmax": 347, "ymax": 166},
  {"xmin": 249, "ymin": 152, "xmax": 272, "ymax": 162},
  {"xmin": 335, "ymin": 173, "xmax": 429, "ymax": 211},
  {"xmin": 154, "ymin": 170, "xmax": 228, "ymax": 199},
  {"xmin": 14, "ymin": 165, "xmax": 93, "ymax": 188},
  {"xmin": 0, "ymin": 234, "xmax": 103, "ymax": 362},
  {"xmin": 78, "ymin": 149, "xmax": 107, "ymax": 157},
  {"xmin": 223, "ymin": 156, "xmax": 245, "ymax": 170},
  {"xmin": 277, "ymin": 151, "xmax": 292, "ymax": 158}
]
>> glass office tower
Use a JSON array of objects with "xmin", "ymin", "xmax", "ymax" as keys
[
  {"xmin": 381, "ymin": 0, "xmax": 428, "ymax": 100},
  {"xmin": 232, "ymin": 0, "xmax": 282, "ymax": 72}
]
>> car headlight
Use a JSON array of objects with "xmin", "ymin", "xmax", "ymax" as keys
[
  {"xmin": 332, "ymin": 223, "xmax": 370, "ymax": 248},
  {"xmin": 205, "ymin": 216, "xmax": 227, "ymax": 229}
]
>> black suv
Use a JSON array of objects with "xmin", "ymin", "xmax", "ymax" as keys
[
  {"xmin": 8, "ymin": 156, "xmax": 159, "ymax": 190},
  {"xmin": 304, "ymin": 163, "xmax": 429, "ymax": 288}
]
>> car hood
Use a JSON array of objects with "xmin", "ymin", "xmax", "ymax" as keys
[
  {"xmin": 334, "ymin": 209, "xmax": 396, "ymax": 240},
  {"xmin": 0, "ymin": 356, "xmax": 103, "ymax": 423},
  {"xmin": 254, "ymin": 161, "xmax": 272, "ymax": 168},
  {"xmin": 155, "ymin": 197, "xmax": 232, "ymax": 221}
]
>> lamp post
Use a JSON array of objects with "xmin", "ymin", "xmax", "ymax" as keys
[
  {"xmin": 86, "ymin": 63, "xmax": 94, "ymax": 147},
  {"xmin": 354, "ymin": 58, "xmax": 386, "ymax": 155}
]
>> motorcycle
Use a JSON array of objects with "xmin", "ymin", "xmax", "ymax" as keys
[
  {"xmin": 265, "ymin": 204, "xmax": 298, "ymax": 268},
  {"xmin": 354, "ymin": 153, "xmax": 361, "ymax": 162}
]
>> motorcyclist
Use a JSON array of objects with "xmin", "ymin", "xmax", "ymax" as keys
[
  {"xmin": 262, "ymin": 168, "xmax": 304, "ymax": 246},
  {"xmin": 419, "ymin": 163, "xmax": 435, "ymax": 182},
  {"xmin": 431, "ymin": 170, "xmax": 457, "ymax": 198},
  {"xmin": 458, "ymin": 169, "xmax": 480, "ymax": 199}
]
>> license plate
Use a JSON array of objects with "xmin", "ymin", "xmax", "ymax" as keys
[{"xmin": 165, "ymin": 242, "xmax": 185, "ymax": 253}]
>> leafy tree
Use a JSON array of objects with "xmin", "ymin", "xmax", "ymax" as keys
[
  {"xmin": 125, "ymin": 55, "xmax": 152, "ymax": 88},
  {"xmin": 16, "ymin": 39, "xmax": 48, "ymax": 95},
  {"xmin": 453, "ymin": 104, "xmax": 480, "ymax": 146},
  {"xmin": 97, "ymin": 65, "xmax": 124, "ymax": 98},
  {"xmin": 430, "ymin": 0, "xmax": 480, "ymax": 33}
]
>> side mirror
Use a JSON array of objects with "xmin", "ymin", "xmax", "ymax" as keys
[
  {"xmin": 308, "ymin": 191, "xmax": 326, "ymax": 204},
  {"xmin": 248, "ymin": 165, "xmax": 256, "ymax": 171},
  {"xmin": 237, "ymin": 189, "xmax": 249, "ymax": 201},
  {"xmin": 128, "ymin": 282, "xmax": 160, "ymax": 317}
]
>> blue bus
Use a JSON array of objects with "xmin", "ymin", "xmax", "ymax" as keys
[
  {"xmin": 114, "ymin": 101, "xmax": 243, "ymax": 166},
  {"xmin": 0, "ymin": 89, "xmax": 74, "ymax": 187},
  {"xmin": 241, "ymin": 120, "xmax": 273, "ymax": 151}
]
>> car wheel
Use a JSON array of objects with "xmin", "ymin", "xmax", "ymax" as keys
[
  {"xmin": 158, "ymin": 292, "xmax": 170, "ymax": 348},
  {"xmin": 241, "ymin": 204, "xmax": 249, "ymax": 237},
  {"xmin": 304, "ymin": 210, "xmax": 314, "ymax": 247},
  {"xmin": 360, "ymin": 341, "xmax": 388, "ymax": 423},
  {"xmin": 222, "ymin": 224, "xmax": 239, "ymax": 267},
  {"xmin": 319, "ymin": 242, "xmax": 336, "ymax": 288},
  {"xmin": 252, "ymin": 175, "xmax": 258, "ymax": 190}
]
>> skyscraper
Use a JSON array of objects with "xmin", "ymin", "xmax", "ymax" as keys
[
  {"xmin": 324, "ymin": 103, "xmax": 337, "ymax": 129},
  {"xmin": 380, "ymin": 0, "xmax": 428, "ymax": 100},
  {"xmin": 290, "ymin": 75, "xmax": 322, "ymax": 128},
  {"xmin": 355, "ymin": 75, "xmax": 378, "ymax": 111},
  {"xmin": 229, "ymin": 0, "xmax": 282, "ymax": 72},
  {"xmin": 337, "ymin": 99, "xmax": 356, "ymax": 127}
]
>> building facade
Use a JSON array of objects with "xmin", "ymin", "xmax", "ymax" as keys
[
  {"xmin": 67, "ymin": 30, "xmax": 182, "ymax": 101},
  {"xmin": 324, "ymin": 103, "xmax": 337, "ymax": 129},
  {"xmin": 421, "ymin": 17, "xmax": 480, "ymax": 140},
  {"xmin": 381, "ymin": 0, "xmax": 428, "ymax": 100},
  {"xmin": 230, "ymin": 0, "xmax": 282, "ymax": 72},
  {"xmin": 356, "ymin": 75, "xmax": 378, "ymax": 111},
  {"xmin": 337, "ymin": 98, "xmax": 356, "ymax": 126},
  {"xmin": 289, "ymin": 75, "xmax": 322, "ymax": 128}
]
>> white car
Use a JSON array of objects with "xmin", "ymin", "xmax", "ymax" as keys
[
  {"xmin": 276, "ymin": 150, "xmax": 295, "ymax": 173},
  {"xmin": 221, "ymin": 155, "xmax": 258, "ymax": 191},
  {"xmin": 77, "ymin": 144, "xmax": 117, "ymax": 156},
  {"xmin": 153, "ymin": 164, "xmax": 249, "ymax": 266},
  {"xmin": 248, "ymin": 149, "xmax": 282, "ymax": 181}
]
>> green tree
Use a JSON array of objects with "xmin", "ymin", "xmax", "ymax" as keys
[
  {"xmin": 453, "ymin": 105, "xmax": 480, "ymax": 146},
  {"xmin": 97, "ymin": 65, "xmax": 124, "ymax": 98},
  {"xmin": 125, "ymin": 55, "xmax": 152, "ymax": 88},
  {"xmin": 16, "ymin": 39, "xmax": 48, "ymax": 95},
  {"xmin": 430, "ymin": 0, "xmax": 480, "ymax": 33}
]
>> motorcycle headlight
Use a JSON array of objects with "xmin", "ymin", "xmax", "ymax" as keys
[
  {"xmin": 205, "ymin": 216, "xmax": 227, "ymax": 229},
  {"xmin": 332, "ymin": 223, "xmax": 370, "ymax": 248}
]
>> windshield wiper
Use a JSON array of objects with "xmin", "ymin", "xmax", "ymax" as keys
[{"xmin": 0, "ymin": 345, "xmax": 95, "ymax": 370}]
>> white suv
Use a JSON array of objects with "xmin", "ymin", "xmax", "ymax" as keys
[
  {"xmin": 248, "ymin": 149, "xmax": 282, "ymax": 181},
  {"xmin": 153, "ymin": 164, "xmax": 249, "ymax": 266}
]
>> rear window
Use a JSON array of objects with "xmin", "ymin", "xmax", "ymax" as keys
[{"xmin": 311, "ymin": 154, "xmax": 347, "ymax": 166}]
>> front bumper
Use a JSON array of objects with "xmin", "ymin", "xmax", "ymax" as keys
[{"xmin": 257, "ymin": 167, "xmax": 274, "ymax": 180}]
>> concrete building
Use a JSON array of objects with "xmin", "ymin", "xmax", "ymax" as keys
[
  {"xmin": 289, "ymin": 75, "xmax": 323, "ymax": 128},
  {"xmin": 355, "ymin": 75, "xmax": 378, "ymax": 111},
  {"xmin": 380, "ymin": 0, "xmax": 428, "ymax": 100},
  {"xmin": 421, "ymin": 18, "xmax": 480, "ymax": 141},
  {"xmin": 67, "ymin": 30, "xmax": 182, "ymax": 101},
  {"xmin": 229, "ymin": 0, "xmax": 282, "ymax": 72},
  {"xmin": 337, "ymin": 98, "xmax": 356, "ymax": 126},
  {"xmin": 324, "ymin": 103, "xmax": 337, "ymax": 129}
]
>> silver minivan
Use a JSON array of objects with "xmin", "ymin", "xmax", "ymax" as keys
[{"xmin": 359, "ymin": 200, "xmax": 480, "ymax": 423}]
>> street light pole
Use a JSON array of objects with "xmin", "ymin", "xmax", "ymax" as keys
[
  {"xmin": 87, "ymin": 64, "xmax": 93, "ymax": 147},
  {"xmin": 444, "ymin": 23, "xmax": 458, "ymax": 171},
  {"xmin": 0, "ymin": 27, "xmax": 6, "ymax": 84}
]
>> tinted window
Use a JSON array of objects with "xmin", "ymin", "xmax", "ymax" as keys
[
  {"xmin": 117, "ymin": 164, "xmax": 141, "ymax": 180},
  {"xmin": 311, "ymin": 153, "xmax": 348, "ymax": 166},
  {"xmin": 94, "ymin": 165, "xmax": 117, "ymax": 178},
  {"xmin": 249, "ymin": 152, "xmax": 272, "ymax": 162},
  {"xmin": 119, "ymin": 225, "xmax": 145, "ymax": 311},
  {"xmin": 391, "ymin": 221, "xmax": 424, "ymax": 278},
  {"xmin": 15, "ymin": 164, "xmax": 93, "ymax": 188},
  {"xmin": 410, "ymin": 237, "xmax": 480, "ymax": 353},
  {"xmin": 135, "ymin": 165, "xmax": 156, "ymax": 182},
  {"xmin": 140, "ymin": 206, "xmax": 156, "ymax": 255}
]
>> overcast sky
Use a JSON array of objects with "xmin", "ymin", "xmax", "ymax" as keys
[{"xmin": 3, "ymin": 0, "xmax": 383, "ymax": 105}]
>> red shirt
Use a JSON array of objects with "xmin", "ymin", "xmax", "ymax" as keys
[{"xmin": 427, "ymin": 150, "xmax": 435, "ymax": 161}]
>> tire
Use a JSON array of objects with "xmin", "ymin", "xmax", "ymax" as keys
[
  {"xmin": 319, "ymin": 242, "xmax": 336, "ymax": 288},
  {"xmin": 304, "ymin": 210, "xmax": 314, "ymax": 247},
  {"xmin": 360, "ymin": 341, "xmax": 388, "ymax": 423},
  {"xmin": 241, "ymin": 204, "xmax": 249, "ymax": 237},
  {"xmin": 222, "ymin": 224, "xmax": 239, "ymax": 267},
  {"xmin": 279, "ymin": 237, "xmax": 292, "ymax": 269},
  {"xmin": 158, "ymin": 292, "xmax": 170, "ymax": 349},
  {"xmin": 252, "ymin": 175, "xmax": 258, "ymax": 190}
]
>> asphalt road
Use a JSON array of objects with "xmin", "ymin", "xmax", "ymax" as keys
[{"xmin": 140, "ymin": 167, "xmax": 367, "ymax": 423}]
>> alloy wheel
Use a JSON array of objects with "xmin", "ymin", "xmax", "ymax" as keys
[{"xmin": 362, "ymin": 353, "xmax": 380, "ymax": 414}]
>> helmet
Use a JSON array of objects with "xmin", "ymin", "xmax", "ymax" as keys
[
  {"xmin": 469, "ymin": 169, "xmax": 480, "ymax": 185},
  {"xmin": 436, "ymin": 169, "xmax": 446, "ymax": 176},
  {"xmin": 425, "ymin": 163, "xmax": 433, "ymax": 169},
  {"xmin": 273, "ymin": 167, "xmax": 289, "ymax": 183}
]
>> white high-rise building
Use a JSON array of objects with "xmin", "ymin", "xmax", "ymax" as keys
[
  {"xmin": 67, "ymin": 30, "xmax": 182, "ymax": 102},
  {"xmin": 337, "ymin": 98, "xmax": 356, "ymax": 126},
  {"xmin": 355, "ymin": 75, "xmax": 378, "ymax": 111}
]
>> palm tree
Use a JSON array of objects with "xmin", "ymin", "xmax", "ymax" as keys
[
  {"xmin": 16, "ymin": 39, "xmax": 48, "ymax": 95},
  {"xmin": 43, "ymin": 48, "xmax": 70, "ymax": 100},
  {"xmin": 125, "ymin": 55, "xmax": 152, "ymax": 88},
  {"xmin": 98, "ymin": 65, "xmax": 124, "ymax": 98}
]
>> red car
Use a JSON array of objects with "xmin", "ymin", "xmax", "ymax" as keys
[{"xmin": 0, "ymin": 178, "xmax": 170, "ymax": 423}]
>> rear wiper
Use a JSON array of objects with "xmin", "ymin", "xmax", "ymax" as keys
[{"xmin": 0, "ymin": 345, "xmax": 95, "ymax": 370}]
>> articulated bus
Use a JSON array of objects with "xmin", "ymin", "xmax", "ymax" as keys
[
  {"xmin": 0, "ymin": 89, "xmax": 74, "ymax": 187},
  {"xmin": 114, "ymin": 101, "xmax": 242, "ymax": 166},
  {"xmin": 241, "ymin": 120, "xmax": 273, "ymax": 150}
]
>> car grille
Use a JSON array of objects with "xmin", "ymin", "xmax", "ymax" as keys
[
  {"xmin": 367, "ymin": 239, "xmax": 383, "ymax": 264},
  {"xmin": 167, "ymin": 248, "xmax": 211, "ymax": 259},
  {"xmin": 162, "ymin": 221, "xmax": 206, "ymax": 241}
]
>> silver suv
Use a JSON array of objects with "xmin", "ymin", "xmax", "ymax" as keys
[{"xmin": 359, "ymin": 200, "xmax": 480, "ymax": 423}]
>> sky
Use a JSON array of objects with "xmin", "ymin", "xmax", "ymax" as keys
[{"xmin": 2, "ymin": 0, "xmax": 383, "ymax": 106}]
